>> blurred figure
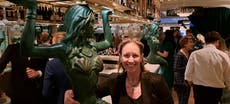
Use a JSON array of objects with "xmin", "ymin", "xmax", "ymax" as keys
[
  {"xmin": 0, "ymin": 32, "xmax": 5, "ymax": 57},
  {"xmin": 0, "ymin": 37, "xmax": 47, "ymax": 104},
  {"xmin": 38, "ymin": 32, "xmax": 51, "ymax": 46},
  {"xmin": 173, "ymin": 29, "xmax": 182, "ymax": 53},
  {"xmin": 42, "ymin": 32, "xmax": 71, "ymax": 104},
  {"xmin": 157, "ymin": 30, "xmax": 177, "ymax": 89},
  {"xmin": 217, "ymin": 38, "xmax": 229, "ymax": 55},
  {"xmin": 217, "ymin": 37, "xmax": 230, "ymax": 104},
  {"xmin": 174, "ymin": 37, "xmax": 195, "ymax": 104},
  {"xmin": 185, "ymin": 31, "xmax": 230, "ymax": 104},
  {"xmin": 184, "ymin": 29, "xmax": 193, "ymax": 38}
]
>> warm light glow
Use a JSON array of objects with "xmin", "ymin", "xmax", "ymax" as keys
[{"xmin": 175, "ymin": 8, "xmax": 194, "ymax": 17}]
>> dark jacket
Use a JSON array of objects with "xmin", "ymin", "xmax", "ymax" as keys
[
  {"xmin": 96, "ymin": 72, "xmax": 173, "ymax": 104},
  {"xmin": 0, "ymin": 43, "xmax": 48, "ymax": 104},
  {"xmin": 43, "ymin": 58, "xmax": 71, "ymax": 104}
]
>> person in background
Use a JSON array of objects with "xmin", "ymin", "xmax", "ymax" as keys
[
  {"xmin": 64, "ymin": 39, "xmax": 173, "ymax": 104},
  {"xmin": 173, "ymin": 29, "xmax": 182, "ymax": 53},
  {"xmin": 184, "ymin": 29, "xmax": 193, "ymax": 38},
  {"xmin": 173, "ymin": 37, "xmax": 195, "ymax": 104},
  {"xmin": 217, "ymin": 37, "xmax": 230, "ymax": 104},
  {"xmin": 157, "ymin": 30, "xmax": 176, "ymax": 90},
  {"xmin": 38, "ymin": 32, "xmax": 51, "ymax": 46},
  {"xmin": 0, "ymin": 32, "xmax": 5, "ymax": 57},
  {"xmin": 0, "ymin": 37, "xmax": 47, "ymax": 104},
  {"xmin": 217, "ymin": 38, "xmax": 229, "ymax": 56},
  {"xmin": 194, "ymin": 34, "xmax": 205, "ymax": 50},
  {"xmin": 42, "ymin": 32, "xmax": 71, "ymax": 104},
  {"xmin": 185, "ymin": 31, "xmax": 230, "ymax": 104}
]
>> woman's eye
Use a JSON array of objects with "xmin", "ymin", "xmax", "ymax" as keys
[
  {"xmin": 132, "ymin": 54, "xmax": 139, "ymax": 58},
  {"xmin": 123, "ymin": 54, "xmax": 130, "ymax": 58}
]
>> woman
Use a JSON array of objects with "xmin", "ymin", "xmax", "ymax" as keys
[
  {"xmin": 65, "ymin": 39, "xmax": 174, "ymax": 104},
  {"xmin": 173, "ymin": 37, "xmax": 194, "ymax": 104},
  {"xmin": 9, "ymin": 0, "xmax": 113, "ymax": 103},
  {"xmin": 157, "ymin": 30, "xmax": 176, "ymax": 89}
]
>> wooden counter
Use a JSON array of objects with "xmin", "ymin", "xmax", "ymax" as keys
[{"xmin": 99, "ymin": 55, "xmax": 119, "ymax": 64}]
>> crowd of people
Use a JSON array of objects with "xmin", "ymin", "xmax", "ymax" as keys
[{"xmin": 0, "ymin": 0, "xmax": 230, "ymax": 104}]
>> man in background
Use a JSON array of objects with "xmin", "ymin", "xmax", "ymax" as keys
[{"xmin": 185, "ymin": 31, "xmax": 230, "ymax": 104}]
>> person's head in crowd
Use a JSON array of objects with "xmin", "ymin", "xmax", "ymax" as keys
[
  {"xmin": 185, "ymin": 29, "xmax": 193, "ymax": 37},
  {"xmin": 52, "ymin": 32, "xmax": 66, "ymax": 44},
  {"xmin": 196, "ymin": 33, "xmax": 205, "ymax": 44},
  {"xmin": 39, "ymin": 32, "xmax": 51, "ymax": 45},
  {"xmin": 179, "ymin": 37, "xmax": 195, "ymax": 51},
  {"xmin": 205, "ymin": 31, "xmax": 221, "ymax": 47},
  {"xmin": 217, "ymin": 37, "xmax": 228, "ymax": 52},
  {"xmin": 173, "ymin": 29, "xmax": 181, "ymax": 38},
  {"xmin": 163, "ymin": 30, "xmax": 175, "ymax": 44},
  {"xmin": 117, "ymin": 39, "xmax": 146, "ymax": 73}
]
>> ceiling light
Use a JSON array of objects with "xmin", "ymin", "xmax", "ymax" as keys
[{"xmin": 175, "ymin": 7, "xmax": 194, "ymax": 17}]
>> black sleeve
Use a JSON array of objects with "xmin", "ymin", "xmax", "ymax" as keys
[
  {"xmin": 154, "ymin": 75, "xmax": 174, "ymax": 104},
  {"xmin": 0, "ymin": 45, "xmax": 13, "ymax": 73},
  {"xmin": 95, "ymin": 73, "xmax": 112, "ymax": 98}
]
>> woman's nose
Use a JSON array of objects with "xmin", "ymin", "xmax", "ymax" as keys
[{"xmin": 128, "ymin": 56, "xmax": 134, "ymax": 62}]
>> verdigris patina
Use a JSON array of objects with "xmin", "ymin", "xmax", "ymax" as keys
[
  {"xmin": 7, "ymin": 0, "xmax": 112, "ymax": 104},
  {"xmin": 142, "ymin": 23, "xmax": 168, "ymax": 75}
]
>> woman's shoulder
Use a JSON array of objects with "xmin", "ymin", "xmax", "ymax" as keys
[{"xmin": 141, "ymin": 72, "xmax": 163, "ymax": 83}]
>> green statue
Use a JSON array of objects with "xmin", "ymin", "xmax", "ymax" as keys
[
  {"xmin": 7, "ymin": 0, "xmax": 112, "ymax": 104},
  {"xmin": 142, "ymin": 24, "xmax": 168, "ymax": 75}
]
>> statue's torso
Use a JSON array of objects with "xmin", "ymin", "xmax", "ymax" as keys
[{"xmin": 63, "ymin": 46, "xmax": 104, "ymax": 102}]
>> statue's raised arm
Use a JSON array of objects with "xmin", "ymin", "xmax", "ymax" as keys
[
  {"xmin": 141, "ymin": 24, "xmax": 147, "ymax": 39},
  {"xmin": 8, "ymin": 0, "xmax": 64, "ymax": 58},
  {"xmin": 92, "ymin": 10, "xmax": 112, "ymax": 50}
]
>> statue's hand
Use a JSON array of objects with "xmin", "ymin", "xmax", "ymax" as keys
[
  {"xmin": 7, "ymin": 0, "xmax": 37, "ymax": 9},
  {"xmin": 101, "ymin": 10, "xmax": 112, "ymax": 17}
]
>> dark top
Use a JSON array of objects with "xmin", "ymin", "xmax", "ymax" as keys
[
  {"xmin": 43, "ymin": 58, "xmax": 71, "ymax": 104},
  {"xmin": 173, "ymin": 51, "xmax": 188, "ymax": 85},
  {"xmin": 160, "ymin": 41, "xmax": 176, "ymax": 88},
  {"xmin": 140, "ymin": 38, "xmax": 150, "ymax": 57},
  {"xmin": 0, "ymin": 43, "xmax": 48, "ymax": 104},
  {"xmin": 96, "ymin": 72, "xmax": 173, "ymax": 104}
]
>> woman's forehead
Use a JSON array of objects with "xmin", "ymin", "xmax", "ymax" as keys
[{"xmin": 122, "ymin": 42, "xmax": 140, "ymax": 51}]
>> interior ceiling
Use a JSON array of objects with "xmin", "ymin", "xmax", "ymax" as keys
[{"xmin": 160, "ymin": 0, "xmax": 230, "ymax": 11}]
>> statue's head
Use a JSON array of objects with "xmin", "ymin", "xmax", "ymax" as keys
[
  {"xmin": 149, "ymin": 23, "xmax": 159, "ymax": 38},
  {"xmin": 62, "ymin": 5, "xmax": 95, "ymax": 43}
]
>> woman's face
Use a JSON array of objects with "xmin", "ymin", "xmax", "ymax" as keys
[
  {"xmin": 121, "ymin": 42, "xmax": 143, "ymax": 73},
  {"xmin": 185, "ymin": 39, "xmax": 195, "ymax": 51}
]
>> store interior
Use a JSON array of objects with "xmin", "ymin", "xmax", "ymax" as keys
[{"xmin": 0, "ymin": 0, "xmax": 230, "ymax": 103}]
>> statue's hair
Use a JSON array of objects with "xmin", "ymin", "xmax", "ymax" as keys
[
  {"xmin": 117, "ymin": 39, "xmax": 147, "ymax": 73},
  {"xmin": 149, "ymin": 23, "xmax": 159, "ymax": 37},
  {"xmin": 62, "ymin": 5, "xmax": 94, "ymax": 43}
]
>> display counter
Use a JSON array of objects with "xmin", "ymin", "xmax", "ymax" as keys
[{"xmin": 99, "ymin": 55, "xmax": 119, "ymax": 64}]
